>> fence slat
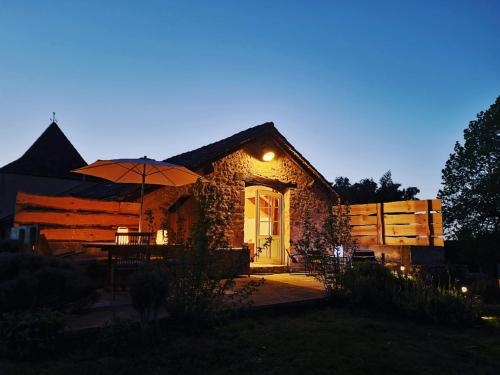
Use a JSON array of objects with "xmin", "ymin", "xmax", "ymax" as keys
[
  {"xmin": 385, "ymin": 224, "xmax": 428, "ymax": 236},
  {"xmin": 383, "ymin": 213, "xmax": 442, "ymax": 225},
  {"xmin": 40, "ymin": 228, "xmax": 116, "ymax": 242},
  {"xmin": 16, "ymin": 192, "xmax": 140, "ymax": 215},
  {"xmin": 349, "ymin": 204, "xmax": 378, "ymax": 215},
  {"xmin": 352, "ymin": 236, "xmax": 378, "ymax": 246},
  {"xmin": 384, "ymin": 236, "xmax": 444, "ymax": 247},
  {"xmin": 15, "ymin": 211, "xmax": 138, "ymax": 228},
  {"xmin": 349, "ymin": 216, "xmax": 378, "ymax": 225},
  {"xmin": 383, "ymin": 199, "xmax": 441, "ymax": 213},
  {"xmin": 352, "ymin": 225, "xmax": 377, "ymax": 236}
]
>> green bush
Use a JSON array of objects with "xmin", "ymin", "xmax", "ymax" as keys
[
  {"xmin": 0, "ymin": 308, "xmax": 65, "ymax": 360},
  {"xmin": 0, "ymin": 253, "xmax": 96, "ymax": 313},
  {"xmin": 343, "ymin": 263, "xmax": 402, "ymax": 310},
  {"xmin": 129, "ymin": 268, "xmax": 169, "ymax": 327},
  {"xmin": 341, "ymin": 263, "xmax": 482, "ymax": 325},
  {"xmin": 161, "ymin": 180, "xmax": 263, "ymax": 325}
]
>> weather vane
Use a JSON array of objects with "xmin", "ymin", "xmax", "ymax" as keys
[{"xmin": 50, "ymin": 112, "xmax": 57, "ymax": 123}]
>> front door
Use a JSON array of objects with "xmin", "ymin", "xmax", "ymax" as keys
[{"xmin": 255, "ymin": 190, "xmax": 282, "ymax": 264}]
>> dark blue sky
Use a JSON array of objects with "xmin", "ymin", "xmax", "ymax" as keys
[{"xmin": 1, "ymin": 0, "xmax": 499, "ymax": 198}]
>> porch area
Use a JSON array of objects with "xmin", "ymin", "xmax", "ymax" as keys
[{"xmin": 67, "ymin": 273, "xmax": 324, "ymax": 331}]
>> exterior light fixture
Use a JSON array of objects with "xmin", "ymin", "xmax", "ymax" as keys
[
  {"xmin": 262, "ymin": 151, "xmax": 275, "ymax": 162},
  {"xmin": 461, "ymin": 286, "xmax": 468, "ymax": 294},
  {"xmin": 400, "ymin": 265, "xmax": 405, "ymax": 272}
]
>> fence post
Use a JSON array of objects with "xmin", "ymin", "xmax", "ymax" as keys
[
  {"xmin": 376, "ymin": 203, "xmax": 385, "ymax": 245},
  {"xmin": 427, "ymin": 200, "xmax": 434, "ymax": 247}
]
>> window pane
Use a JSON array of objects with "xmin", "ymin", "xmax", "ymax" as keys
[
  {"xmin": 259, "ymin": 221, "xmax": 270, "ymax": 235},
  {"xmin": 272, "ymin": 221, "xmax": 280, "ymax": 235},
  {"xmin": 259, "ymin": 197, "xmax": 270, "ymax": 221}
]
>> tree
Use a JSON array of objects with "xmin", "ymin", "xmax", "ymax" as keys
[
  {"xmin": 333, "ymin": 171, "xmax": 420, "ymax": 204},
  {"xmin": 376, "ymin": 170, "xmax": 403, "ymax": 202},
  {"xmin": 438, "ymin": 96, "xmax": 500, "ymax": 240}
]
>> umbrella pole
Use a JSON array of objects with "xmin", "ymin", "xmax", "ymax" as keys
[{"xmin": 138, "ymin": 164, "xmax": 146, "ymax": 232}]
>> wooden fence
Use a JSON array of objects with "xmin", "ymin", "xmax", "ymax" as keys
[
  {"xmin": 348, "ymin": 199, "xmax": 444, "ymax": 247},
  {"xmin": 14, "ymin": 192, "xmax": 140, "ymax": 242}
]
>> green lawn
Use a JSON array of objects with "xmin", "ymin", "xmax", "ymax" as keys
[{"xmin": 2, "ymin": 307, "xmax": 499, "ymax": 375}]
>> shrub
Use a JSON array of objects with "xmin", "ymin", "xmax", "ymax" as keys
[
  {"xmin": 163, "ymin": 180, "xmax": 263, "ymax": 325},
  {"xmin": 129, "ymin": 268, "xmax": 168, "ymax": 327},
  {"xmin": 293, "ymin": 200, "xmax": 356, "ymax": 299},
  {"xmin": 0, "ymin": 308, "xmax": 65, "ymax": 360},
  {"xmin": 341, "ymin": 263, "xmax": 482, "ymax": 325},
  {"xmin": 343, "ymin": 262, "xmax": 402, "ymax": 310},
  {"xmin": 0, "ymin": 253, "xmax": 96, "ymax": 313}
]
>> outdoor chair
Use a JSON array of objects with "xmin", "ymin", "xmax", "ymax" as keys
[
  {"xmin": 110, "ymin": 231, "xmax": 155, "ymax": 296},
  {"xmin": 286, "ymin": 248, "xmax": 321, "ymax": 275},
  {"xmin": 115, "ymin": 226, "xmax": 129, "ymax": 245}
]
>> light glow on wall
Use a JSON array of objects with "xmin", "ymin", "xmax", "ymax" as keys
[{"xmin": 262, "ymin": 151, "xmax": 275, "ymax": 162}]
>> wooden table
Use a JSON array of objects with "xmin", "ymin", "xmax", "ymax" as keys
[{"xmin": 83, "ymin": 242, "xmax": 183, "ymax": 297}]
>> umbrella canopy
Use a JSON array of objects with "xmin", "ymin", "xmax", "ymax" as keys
[{"xmin": 72, "ymin": 157, "xmax": 202, "ymax": 231}]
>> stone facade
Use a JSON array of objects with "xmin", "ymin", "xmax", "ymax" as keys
[{"xmin": 141, "ymin": 138, "xmax": 334, "ymax": 263}]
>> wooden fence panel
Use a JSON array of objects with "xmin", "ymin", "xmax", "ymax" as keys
[
  {"xmin": 347, "ymin": 199, "xmax": 444, "ymax": 247},
  {"xmin": 14, "ymin": 192, "xmax": 140, "ymax": 243}
]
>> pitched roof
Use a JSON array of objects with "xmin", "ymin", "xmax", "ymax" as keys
[
  {"xmin": 0, "ymin": 122, "xmax": 87, "ymax": 179},
  {"xmin": 165, "ymin": 122, "xmax": 336, "ymax": 196}
]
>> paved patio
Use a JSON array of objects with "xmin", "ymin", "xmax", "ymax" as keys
[{"xmin": 67, "ymin": 274, "xmax": 325, "ymax": 331}]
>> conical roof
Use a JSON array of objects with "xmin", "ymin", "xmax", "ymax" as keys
[{"xmin": 0, "ymin": 122, "xmax": 87, "ymax": 179}]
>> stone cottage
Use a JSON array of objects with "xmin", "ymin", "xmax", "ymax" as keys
[{"xmin": 120, "ymin": 122, "xmax": 338, "ymax": 266}]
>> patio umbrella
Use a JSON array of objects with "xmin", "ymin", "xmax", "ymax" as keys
[{"xmin": 72, "ymin": 157, "xmax": 202, "ymax": 231}]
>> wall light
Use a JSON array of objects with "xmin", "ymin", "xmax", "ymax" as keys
[
  {"xmin": 262, "ymin": 151, "xmax": 275, "ymax": 161},
  {"xmin": 461, "ymin": 286, "xmax": 468, "ymax": 294}
]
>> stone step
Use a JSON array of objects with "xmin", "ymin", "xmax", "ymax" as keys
[{"xmin": 250, "ymin": 265, "xmax": 289, "ymax": 274}]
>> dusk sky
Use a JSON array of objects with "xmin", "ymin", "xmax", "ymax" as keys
[{"xmin": 1, "ymin": 0, "xmax": 499, "ymax": 198}]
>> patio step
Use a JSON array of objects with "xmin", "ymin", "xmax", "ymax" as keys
[{"xmin": 250, "ymin": 264, "xmax": 289, "ymax": 274}]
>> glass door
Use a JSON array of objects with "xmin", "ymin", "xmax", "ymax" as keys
[{"xmin": 255, "ymin": 190, "xmax": 282, "ymax": 264}]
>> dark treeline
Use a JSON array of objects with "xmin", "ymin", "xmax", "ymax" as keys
[{"xmin": 333, "ymin": 170, "xmax": 420, "ymax": 204}]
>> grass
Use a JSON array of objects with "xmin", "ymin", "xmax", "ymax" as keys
[{"xmin": 1, "ymin": 306, "xmax": 499, "ymax": 375}]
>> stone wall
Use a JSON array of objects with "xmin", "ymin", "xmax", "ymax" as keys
[{"xmin": 141, "ymin": 138, "xmax": 333, "ymax": 257}]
